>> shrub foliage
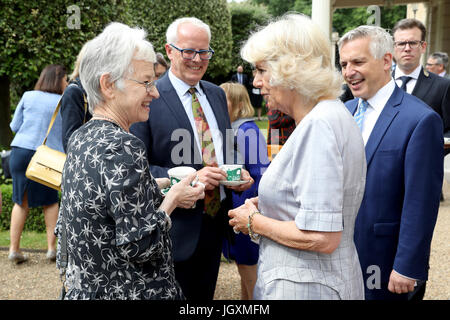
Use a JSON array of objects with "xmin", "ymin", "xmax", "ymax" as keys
[{"xmin": 0, "ymin": 184, "xmax": 46, "ymax": 232}]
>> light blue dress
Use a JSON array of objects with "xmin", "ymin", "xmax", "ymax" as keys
[{"xmin": 254, "ymin": 99, "xmax": 366, "ymax": 300}]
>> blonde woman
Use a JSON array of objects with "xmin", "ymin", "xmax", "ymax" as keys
[
  {"xmin": 220, "ymin": 82, "xmax": 269, "ymax": 299},
  {"xmin": 228, "ymin": 14, "xmax": 366, "ymax": 299}
]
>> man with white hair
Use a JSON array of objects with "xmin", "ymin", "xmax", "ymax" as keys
[
  {"xmin": 339, "ymin": 25, "xmax": 443, "ymax": 300},
  {"xmin": 131, "ymin": 17, "xmax": 253, "ymax": 300}
]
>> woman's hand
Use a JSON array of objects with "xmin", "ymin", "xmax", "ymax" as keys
[
  {"xmin": 155, "ymin": 177, "xmax": 170, "ymax": 189},
  {"xmin": 160, "ymin": 172, "xmax": 205, "ymax": 214},
  {"xmin": 228, "ymin": 198, "xmax": 258, "ymax": 234}
]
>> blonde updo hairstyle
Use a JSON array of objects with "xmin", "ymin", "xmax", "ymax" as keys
[
  {"xmin": 241, "ymin": 13, "xmax": 342, "ymax": 104},
  {"xmin": 220, "ymin": 82, "xmax": 254, "ymax": 122}
]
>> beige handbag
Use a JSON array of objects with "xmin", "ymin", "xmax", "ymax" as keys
[
  {"xmin": 25, "ymin": 98, "xmax": 66, "ymax": 191},
  {"xmin": 26, "ymin": 90, "xmax": 88, "ymax": 191}
]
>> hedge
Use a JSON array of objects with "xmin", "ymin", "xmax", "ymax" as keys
[{"xmin": 0, "ymin": 184, "xmax": 46, "ymax": 232}]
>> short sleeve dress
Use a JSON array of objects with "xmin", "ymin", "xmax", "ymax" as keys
[
  {"xmin": 56, "ymin": 119, "xmax": 183, "ymax": 300},
  {"xmin": 253, "ymin": 100, "xmax": 366, "ymax": 300}
]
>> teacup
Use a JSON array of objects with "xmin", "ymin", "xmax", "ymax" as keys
[
  {"xmin": 220, "ymin": 164, "xmax": 243, "ymax": 181},
  {"xmin": 167, "ymin": 166, "xmax": 197, "ymax": 186}
]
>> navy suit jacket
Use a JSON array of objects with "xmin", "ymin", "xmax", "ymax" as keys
[
  {"xmin": 130, "ymin": 73, "xmax": 233, "ymax": 262},
  {"xmin": 346, "ymin": 85, "xmax": 443, "ymax": 300}
]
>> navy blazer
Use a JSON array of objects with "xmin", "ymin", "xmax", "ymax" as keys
[
  {"xmin": 130, "ymin": 73, "xmax": 233, "ymax": 262},
  {"xmin": 60, "ymin": 78, "xmax": 91, "ymax": 152},
  {"xmin": 395, "ymin": 67, "xmax": 450, "ymax": 134},
  {"xmin": 231, "ymin": 73, "xmax": 250, "ymax": 90},
  {"xmin": 346, "ymin": 85, "xmax": 443, "ymax": 300}
]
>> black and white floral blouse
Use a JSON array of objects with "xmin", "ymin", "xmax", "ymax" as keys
[{"xmin": 56, "ymin": 119, "xmax": 183, "ymax": 300}]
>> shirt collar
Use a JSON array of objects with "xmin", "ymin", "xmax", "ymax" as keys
[
  {"xmin": 362, "ymin": 78, "xmax": 396, "ymax": 112},
  {"xmin": 394, "ymin": 64, "xmax": 422, "ymax": 80},
  {"xmin": 168, "ymin": 68, "xmax": 204, "ymax": 97}
]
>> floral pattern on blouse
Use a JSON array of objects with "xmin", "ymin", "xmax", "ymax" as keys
[{"xmin": 56, "ymin": 119, "xmax": 183, "ymax": 300}]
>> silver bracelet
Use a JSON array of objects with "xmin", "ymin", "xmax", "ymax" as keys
[{"xmin": 247, "ymin": 210, "xmax": 261, "ymax": 241}]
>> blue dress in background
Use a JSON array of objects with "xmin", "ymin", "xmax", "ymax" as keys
[{"xmin": 222, "ymin": 119, "xmax": 270, "ymax": 265}]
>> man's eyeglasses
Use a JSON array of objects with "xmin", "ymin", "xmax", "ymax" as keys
[
  {"xmin": 125, "ymin": 78, "xmax": 155, "ymax": 93},
  {"xmin": 426, "ymin": 63, "xmax": 440, "ymax": 67},
  {"xmin": 170, "ymin": 44, "xmax": 214, "ymax": 60},
  {"xmin": 394, "ymin": 40, "xmax": 424, "ymax": 50}
]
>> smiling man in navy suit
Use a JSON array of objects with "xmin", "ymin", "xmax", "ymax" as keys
[
  {"xmin": 130, "ymin": 17, "xmax": 253, "ymax": 300},
  {"xmin": 338, "ymin": 25, "xmax": 443, "ymax": 300}
]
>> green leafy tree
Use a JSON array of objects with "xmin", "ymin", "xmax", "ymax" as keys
[
  {"xmin": 293, "ymin": 0, "xmax": 312, "ymax": 16},
  {"xmin": 129, "ymin": 0, "xmax": 233, "ymax": 82},
  {"xmin": 251, "ymin": 0, "xmax": 295, "ymax": 17},
  {"xmin": 333, "ymin": 6, "xmax": 407, "ymax": 36},
  {"xmin": 252, "ymin": 0, "xmax": 406, "ymax": 34},
  {"xmin": 228, "ymin": 2, "xmax": 271, "ymax": 75},
  {"xmin": 0, "ymin": 0, "xmax": 130, "ymax": 148}
]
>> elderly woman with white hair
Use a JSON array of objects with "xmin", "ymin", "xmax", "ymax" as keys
[
  {"xmin": 228, "ymin": 13, "xmax": 367, "ymax": 300},
  {"xmin": 55, "ymin": 22, "xmax": 205, "ymax": 300}
]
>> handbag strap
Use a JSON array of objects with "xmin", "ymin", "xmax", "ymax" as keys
[
  {"xmin": 42, "ymin": 98, "xmax": 62, "ymax": 146},
  {"xmin": 82, "ymin": 93, "xmax": 88, "ymax": 124},
  {"xmin": 42, "ymin": 88, "xmax": 88, "ymax": 146}
]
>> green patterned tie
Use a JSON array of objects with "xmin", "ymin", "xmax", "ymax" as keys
[{"xmin": 189, "ymin": 87, "xmax": 221, "ymax": 217}]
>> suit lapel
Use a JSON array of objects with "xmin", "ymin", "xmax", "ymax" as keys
[
  {"xmin": 347, "ymin": 99, "xmax": 358, "ymax": 116},
  {"xmin": 365, "ymin": 86, "xmax": 403, "ymax": 167},
  {"xmin": 411, "ymin": 67, "xmax": 433, "ymax": 98}
]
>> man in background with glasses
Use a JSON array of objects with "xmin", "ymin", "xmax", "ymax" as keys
[
  {"xmin": 392, "ymin": 18, "xmax": 450, "ymax": 300},
  {"xmin": 131, "ymin": 17, "xmax": 252, "ymax": 300},
  {"xmin": 426, "ymin": 51, "xmax": 450, "ymax": 79},
  {"xmin": 392, "ymin": 19, "xmax": 450, "ymax": 139}
]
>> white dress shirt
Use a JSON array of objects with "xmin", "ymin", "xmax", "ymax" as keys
[
  {"xmin": 358, "ymin": 79, "xmax": 396, "ymax": 145},
  {"xmin": 168, "ymin": 69, "xmax": 225, "ymax": 199},
  {"xmin": 394, "ymin": 64, "xmax": 422, "ymax": 94}
]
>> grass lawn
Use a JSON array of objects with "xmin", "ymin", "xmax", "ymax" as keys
[
  {"xmin": 0, "ymin": 230, "xmax": 48, "ymax": 250},
  {"xmin": 255, "ymin": 119, "xmax": 269, "ymax": 141}
]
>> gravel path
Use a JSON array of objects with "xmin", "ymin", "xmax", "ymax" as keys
[
  {"xmin": 1, "ymin": 182, "xmax": 449, "ymax": 300},
  {"xmin": 0, "ymin": 249, "xmax": 241, "ymax": 300}
]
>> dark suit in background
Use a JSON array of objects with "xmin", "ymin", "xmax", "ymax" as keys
[
  {"xmin": 231, "ymin": 72, "xmax": 249, "ymax": 90},
  {"xmin": 394, "ymin": 67, "xmax": 450, "ymax": 136}
]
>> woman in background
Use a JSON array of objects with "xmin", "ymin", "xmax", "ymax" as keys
[
  {"xmin": 9, "ymin": 64, "xmax": 67, "ymax": 263},
  {"xmin": 60, "ymin": 42, "xmax": 91, "ymax": 152},
  {"xmin": 154, "ymin": 52, "xmax": 169, "ymax": 80},
  {"xmin": 220, "ymin": 82, "xmax": 269, "ymax": 299}
]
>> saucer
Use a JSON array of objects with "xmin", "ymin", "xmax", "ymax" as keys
[{"xmin": 219, "ymin": 180, "xmax": 249, "ymax": 186}]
